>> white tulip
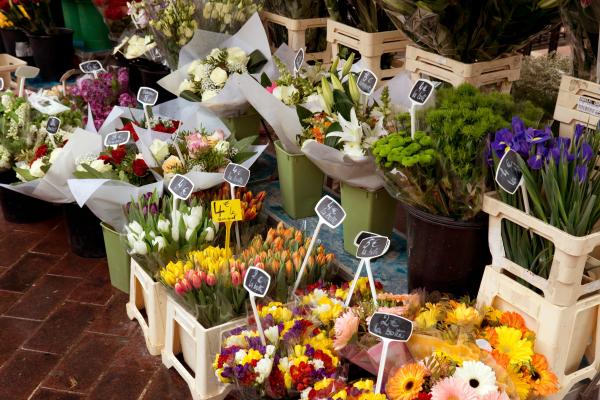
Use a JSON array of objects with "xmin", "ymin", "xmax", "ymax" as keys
[
  {"xmin": 157, "ymin": 217, "xmax": 170, "ymax": 234},
  {"xmin": 204, "ymin": 226, "xmax": 215, "ymax": 242},
  {"xmin": 152, "ymin": 236, "xmax": 166, "ymax": 251},
  {"xmin": 133, "ymin": 240, "xmax": 148, "ymax": 255}
]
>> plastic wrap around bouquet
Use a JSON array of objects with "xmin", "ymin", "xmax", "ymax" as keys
[
  {"xmin": 233, "ymin": 57, "xmax": 417, "ymax": 191},
  {"xmin": 158, "ymin": 12, "xmax": 273, "ymax": 118},
  {"xmin": 0, "ymin": 129, "xmax": 101, "ymax": 203}
]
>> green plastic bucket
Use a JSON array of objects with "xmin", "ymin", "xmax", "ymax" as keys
[
  {"xmin": 223, "ymin": 107, "xmax": 261, "ymax": 143},
  {"xmin": 275, "ymin": 140, "xmax": 324, "ymax": 219},
  {"xmin": 77, "ymin": 0, "xmax": 112, "ymax": 51},
  {"xmin": 340, "ymin": 182, "xmax": 397, "ymax": 254},
  {"xmin": 101, "ymin": 222, "xmax": 131, "ymax": 294},
  {"xmin": 61, "ymin": 0, "xmax": 82, "ymax": 42}
]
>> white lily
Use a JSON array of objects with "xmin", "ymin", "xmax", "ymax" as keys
[{"xmin": 327, "ymin": 108, "xmax": 363, "ymax": 146}]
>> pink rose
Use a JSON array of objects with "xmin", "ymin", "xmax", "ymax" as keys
[
  {"xmin": 185, "ymin": 133, "xmax": 210, "ymax": 155},
  {"xmin": 266, "ymin": 82, "xmax": 278, "ymax": 94}
]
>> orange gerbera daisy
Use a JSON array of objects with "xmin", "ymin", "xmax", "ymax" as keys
[
  {"xmin": 499, "ymin": 311, "xmax": 533, "ymax": 339},
  {"xmin": 387, "ymin": 363, "xmax": 428, "ymax": 400},
  {"xmin": 529, "ymin": 354, "xmax": 559, "ymax": 396},
  {"xmin": 491, "ymin": 349, "xmax": 511, "ymax": 369}
]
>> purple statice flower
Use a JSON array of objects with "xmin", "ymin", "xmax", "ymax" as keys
[
  {"xmin": 119, "ymin": 92, "xmax": 137, "ymax": 107},
  {"xmin": 117, "ymin": 68, "xmax": 129, "ymax": 88},
  {"xmin": 575, "ymin": 164, "xmax": 588, "ymax": 183},
  {"xmin": 580, "ymin": 142, "xmax": 594, "ymax": 162}
]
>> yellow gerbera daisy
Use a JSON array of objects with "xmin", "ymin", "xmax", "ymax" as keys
[
  {"xmin": 493, "ymin": 326, "xmax": 533, "ymax": 365},
  {"xmin": 415, "ymin": 303, "xmax": 441, "ymax": 329},
  {"xmin": 386, "ymin": 363, "xmax": 428, "ymax": 400},
  {"xmin": 445, "ymin": 302, "xmax": 482, "ymax": 326},
  {"xmin": 506, "ymin": 365, "xmax": 531, "ymax": 400}
]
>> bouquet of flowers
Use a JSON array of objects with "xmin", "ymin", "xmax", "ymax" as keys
[
  {"xmin": 198, "ymin": 0, "xmax": 263, "ymax": 34},
  {"xmin": 125, "ymin": 190, "xmax": 219, "ymax": 275},
  {"xmin": 236, "ymin": 222, "xmax": 336, "ymax": 301},
  {"xmin": 301, "ymin": 378, "xmax": 386, "ymax": 400},
  {"xmin": 488, "ymin": 121, "xmax": 600, "ymax": 279},
  {"xmin": 68, "ymin": 68, "xmax": 137, "ymax": 131}
]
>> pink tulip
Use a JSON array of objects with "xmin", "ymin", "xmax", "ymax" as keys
[
  {"xmin": 192, "ymin": 272, "xmax": 202, "ymax": 289},
  {"xmin": 181, "ymin": 278, "xmax": 192, "ymax": 292},
  {"xmin": 231, "ymin": 270, "xmax": 242, "ymax": 287},
  {"xmin": 175, "ymin": 282, "xmax": 185, "ymax": 295},
  {"xmin": 255, "ymin": 261, "xmax": 265, "ymax": 270},
  {"xmin": 185, "ymin": 270, "xmax": 194, "ymax": 281},
  {"xmin": 206, "ymin": 273, "xmax": 217, "ymax": 287},
  {"xmin": 198, "ymin": 270, "xmax": 207, "ymax": 283}
]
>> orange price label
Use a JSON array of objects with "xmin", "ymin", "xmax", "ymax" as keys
[{"xmin": 211, "ymin": 199, "xmax": 243, "ymax": 223}]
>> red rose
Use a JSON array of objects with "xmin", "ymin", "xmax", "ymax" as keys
[
  {"xmin": 98, "ymin": 155, "xmax": 111, "ymax": 164},
  {"xmin": 122, "ymin": 122, "xmax": 139, "ymax": 141},
  {"xmin": 132, "ymin": 158, "xmax": 148, "ymax": 177},
  {"xmin": 33, "ymin": 144, "xmax": 48, "ymax": 161},
  {"xmin": 110, "ymin": 145, "xmax": 127, "ymax": 165}
]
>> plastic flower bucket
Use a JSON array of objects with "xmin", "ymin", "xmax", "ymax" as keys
[
  {"xmin": 0, "ymin": 169, "xmax": 60, "ymax": 223},
  {"xmin": 61, "ymin": 0, "xmax": 82, "ymax": 42},
  {"xmin": 101, "ymin": 222, "xmax": 131, "ymax": 293},
  {"xmin": 77, "ymin": 0, "xmax": 111, "ymax": 51},
  {"xmin": 275, "ymin": 140, "xmax": 324, "ymax": 219},
  {"xmin": 64, "ymin": 203, "xmax": 106, "ymax": 258},
  {"xmin": 340, "ymin": 181, "xmax": 397, "ymax": 254},
  {"xmin": 222, "ymin": 107, "xmax": 261, "ymax": 143}
]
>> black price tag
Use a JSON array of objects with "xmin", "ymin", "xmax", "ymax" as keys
[
  {"xmin": 46, "ymin": 117, "xmax": 61, "ymax": 135},
  {"xmin": 368, "ymin": 312, "xmax": 413, "ymax": 342},
  {"xmin": 495, "ymin": 150, "xmax": 523, "ymax": 194},
  {"xmin": 168, "ymin": 174, "xmax": 194, "ymax": 200},
  {"xmin": 137, "ymin": 86, "xmax": 159, "ymax": 106},
  {"xmin": 243, "ymin": 267, "xmax": 271, "ymax": 298},
  {"xmin": 315, "ymin": 195, "xmax": 346, "ymax": 229},
  {"xmin": 0, "ymin": 77, "xmax": 4, "ymax": 91},
  {"xmin": 409, "ymin": 79, "xmax": 434, "ymax": 105},
  {"xmin": 357, "ymin": 69, "xmax": 378, "ymax": 96},
  {"xmin": 357, "ymin": 235, "xmax": 390, "ymax": 259},
  {"xmin": 104, "ymin": 131, "xmax": 130, "ymax": 147},
  {"xmin": 223, "ymin": 163, "xmax": 250, "ymax": 188},
  {"xmin": 354, "ymin": 230, "xmax": 378, "ymax": 247},
  {"xmin": 79, "ymin": 60, "xmax": 104, "ymax": 75},
  {"xmin": 294, "ymin": 48, "xmax": 305, "ymax": 73}
]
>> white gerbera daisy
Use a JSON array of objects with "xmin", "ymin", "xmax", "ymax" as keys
[{"xmin": 453, "ymin": 360, "xmax": 498, "ymax": 396}]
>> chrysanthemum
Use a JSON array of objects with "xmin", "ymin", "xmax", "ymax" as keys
[
  {"xmin": 529, "ymin": 354, "xmax": 559, "ymax": 396},
  {"xmin": 386, "ymin": 363, "xmax": 428, "ymax": 400},
  {"xmin": 492, "ymin": 326, "xmax": 533, "ymax": 365},
  {"xmin": 453, "ymin": 361, "xmax": 498, "ymax": 396},
  {"xmin": 415, "ymin": 303, "xmax": 441, "ymax": 329},
  {"xmin": 430, "ymin": 377, "xmax": 479, "ymax": 400}
]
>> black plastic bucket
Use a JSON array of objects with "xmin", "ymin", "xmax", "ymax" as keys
[
  {"xmin": 128, "ymin": 58, "xmax": 175, "ymax": 104},
  {"xmin": 404, "ymin": 204, "xmax": 490, "ymax": 296},
  {"xmin": 0, "ymin": 169, "xmax": 60, "ymax": 223},
  {"xmin": 0, "ymin": 28, "xmax": 34, "ymax": 65},
  {"xmin": 63, "ymin": 202, "xmax": 106, "ymax": 258},
  {"xmin": 28, "ymin": 28, "xmax": 74, "ymax": 81}
]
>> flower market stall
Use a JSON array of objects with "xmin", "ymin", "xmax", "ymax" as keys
[{"xmin": 0, "ymin": 0, "xmax": 599, "ymax": 399}]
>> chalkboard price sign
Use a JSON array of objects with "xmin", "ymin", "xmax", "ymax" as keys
[
  {"xmin": 357, "ymin": 69, "xmax": 378, "ymax": 96},
  {"xmin": 354, "ymin": 230, "xmax": 378, "ymax": 247},
  {"xmin": 294, "ymin": 48, "xmax": 305, "ymax": 73},
  {"xmin": 495, "ymin": 149, "xmax": 523, "ymax": 194},
  {"xmin": 223, "ymin": 163, "xmax": 250, "ymax": 188},
  {"xmin": 168, "ymin": 174, "xmax": 194, "ymax": 200},
  {"xmin": 357, "ymin": 235, "xmax": 390, "ymax": 259},
  {"xmin": 79, "ymin": 60, "xmax": 104, "ymax": 75},
  {"xmin": 46, "ymin": 117, "xmax": 61, "ymax": 135},
  {"xmin": 409, "ymin": 79, "xmax": 434, "ymax": 105},
  {"xmin": 244, "ymin": 267, "xmax": 271, "ymax": 298},
  {"xmin": 137, "ymin": 86, "xmax": 159, "ymax": 106},
  {"xmin": 315, "ymin": 195, "xmax": 346, "ymax": 228},
  {"xmin": 104, "ymin": 131, "xmax": 130, "ymax": 148},
  {"xmin": 0, "ymin": 77, "xmax": 4, "ymax": 91},
  {"xmin": 368, "ymin": 312, "xmax": 413, "ymax": 342}
]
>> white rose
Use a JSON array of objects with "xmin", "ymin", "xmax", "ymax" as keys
[
  {"xmin": 201, "ymin": 90, "xmax": 218, "ymax": 102},
  {"xmin": 191, "ymin": 62, "xmax": 209, "ymax": 81},
  {"xmin": 29, "ymin": 158, "xmax": 46, "ymax": 178},
  {"xmin": 209, "ymin": 67, "xmax": 228, "ymax": 86},
  {"xmin": 226, "ymin": 47, "xmax": 247, "ymax": 65},
  {"xmin": 149, "ymin": 139, "xmax": 169, "ymax": 162},
  {"xmin": 152, "ymin": 236, "xmax": 166, "ymax": 251},
  {"xmin": 157, "ymin": 217, "xmax": 170, "ymax": 234},
  {"xmin": 49, "ymin": 147, "xmax": 63, "ymax": 164},
  {"xmin": 214, "ymin": 140, "xmax": 229, "ymax": 155},
  {"xmin": 178, "ymin": 79, "xmax": 194, "ymax": 95},
  {"xmin": 272, "ymin": 85, "xmax": 299, "ymax": 105},
  {"xmin": 90, "ymin": 159, "xmax": 113, "ymax": 173}
]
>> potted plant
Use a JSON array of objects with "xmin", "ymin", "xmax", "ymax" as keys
[
  {"xmin": 372, "ymin": 84, "xmax": 543, "ymax": 296},
  {"xmin": 6, "ymin": 0, "xmax": 74, "ymax": 80}
]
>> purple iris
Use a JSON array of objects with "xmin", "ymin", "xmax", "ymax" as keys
[
  {"xmin": 575, "ymin": 164, "xmax": 588, "ymax": 183},
  {"xmin": 580, "ymin": 143, "xmax": 594, "ymax": 162},
  {"xmin": 525, "ymin": 127, "xmax": 552, "ymax": 144},
  {"xmin": 491, "ymin": 128, "xmax": 514, "ymax": 158},
  {"xmin": 527, "ymin": 146, "xmax": 548, "ymax": 170},
  {"xmin": 512, "ymin": 116, "xmax": 526, "ymax": 135},
  {"xmin": 574, "ymin": 124, "xmax": 585, "ymax": 144}
]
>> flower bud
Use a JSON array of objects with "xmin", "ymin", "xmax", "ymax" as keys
[
  {"xmin": 192, "ymin": 272, "xmax": 202, "ymax": 289},
  {"xmin": 175, "ymin": 282, "xmax": 185, "ymax": 295},
  {"xmin": 185, "ymin": 269, "xmax": 194, "ymax": 281},
  {"xmin": 231, "ymin": 270, "xmax": 242, "ymax": 287},
  {"xmin": 206, "ymin": 273, "xmax": 217, "ymax": 286},
  {"xmin": 329, "ymin": 57, "xmax": 339, "ymax": 75},
  {"xmin": 348, "ymin": 74, "xmax": 360, "ymax": 104},
  {"xmin": 320, "ymin": 77, "xmax": 334, "ymax": 111},
  {"xmin": 285, "ymin": 260, "xmax": 293, "ymax": 276},
  {"xmin": 181, "ymin": 278, "xmax": 192, "ymax": 292},
  {"xmin": 330, "ymin": 74, "xmax": 344, "ymax": 92},
  {"xmin": 341, "ymin": 52, "xmax": 355, "ymax": 77}
]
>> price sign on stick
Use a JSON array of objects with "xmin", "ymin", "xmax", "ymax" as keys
[
  {"xmin": 408, "ymin": 79, "xmax": 435, "ymax": 139},
  {"xmin": 345, "ymin": 234, "xmax": 390, "ymax": 307},
  {"xmin": 0, "ymin": 77, "xmax": 4, "ymax": 91},
  {"xmin": 369, "ymin": 312, "xmax": 413, "ymax": 394},
  {"xmin": 137, "ymin": 87, "xmax": 159, "ymax": 131},
  {"xmin": 292, "ymin": 195, "xmax": 346, "ymax": 294},
  {"xmin": 168, "ymin": 174, "xmax": 194, "ymax": 201},
  {"xmin": 223, "ymin": 163, "xmax": 250, "ymax": 251},
  {"xmin": 46, "ymin": 117, "xmax": 61, "ymax": 148},
  {"xmin": 79, "ymin": 60, "xmax": 104, "ymax": 78},
  {"xmin": 357, "ymin": 69, "xmax": 378, "ymax": 96},
  {"xmin": 211, "ymin": 199, "xmax": 243, "ymax": 254},
  {"xmin": 104, "ymin": 130, "xmax": 130, "ymax": 148},
  {"xmin": 495, "ymin": 149, "xmax": 531, "ymax": 215},
  {"xmin": 293, "ymin": 48, "xmax": 305, "ymax": 76},
  {"xmin": 15, "ymin": 66, "xmax": 40, "ymax": 98},
  {"xmin": 244, "ymin": 267, "xmax": 271, "ymax": 345}
]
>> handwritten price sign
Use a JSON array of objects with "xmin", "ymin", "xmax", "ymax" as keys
[{"xmin": 211, "ymin": 199, "xmax": 243, "ymax": 223}]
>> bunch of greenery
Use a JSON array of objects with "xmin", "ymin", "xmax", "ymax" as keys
[
  {"xmin": 373, "ymin": 84, "xmax": 543, "ymax": 220},
  {"xmin": 375, "ymin": 0, "xmax": 561, "ymax": 62},
  {"xmin": 511, "ymin": 54, "xmax": 572, "ymax": 120}
]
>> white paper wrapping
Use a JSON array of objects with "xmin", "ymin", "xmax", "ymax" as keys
[
  {"xmin": 0, "ymin": 129, "xmax": 102, "ymax": 203},
  {"xmin": 157, "ymin": 13, "xmax": 273, "ymax": 118}
]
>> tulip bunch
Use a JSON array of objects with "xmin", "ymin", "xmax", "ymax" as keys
[
  {"xmin": 159, "ymin": 246, "xmax": 248, "ymax": 328},
  {"xmin": 195, "ymin": 182, "xmax": 266, "ymax": 222},
  {"xmin": 124, "ymin": 191, "xmax": 219, "ymax": 276},
  {"xmin": 237, "ymin": 222, "xmax": 336, "ymax": 301}
]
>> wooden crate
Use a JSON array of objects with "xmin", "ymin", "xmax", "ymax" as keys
[
  {"xmin": 554, "ymin": 75, "xmax": 600, "ymax": 138},
  {"xmin": 161, "ymin": 296, "xmax": 246, "ymax": 400},
  {"xmin": 405, "ymin": 45, "xmax": 522, "ymax": 93},
  {"xmin": 478, "ymin": 266, "xmax": 600, "ymax": 399},
  {"xmin": 126, "ymin": 259, "xmax": 168, "ymax": 356},
  {"xmin": 0, "ymin": 54, "xmax": 26, "ymax": 90},
  {"xmin": 261, "ymin": 11, "xmax": 331, "ymax": 63},
  {"xmin": 484, "ymin": 192, "xmax": 600, "ymax": 307},
  {"xmin": 326, "ymin": 19, "xmax": 410, "ymax": 81}
]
